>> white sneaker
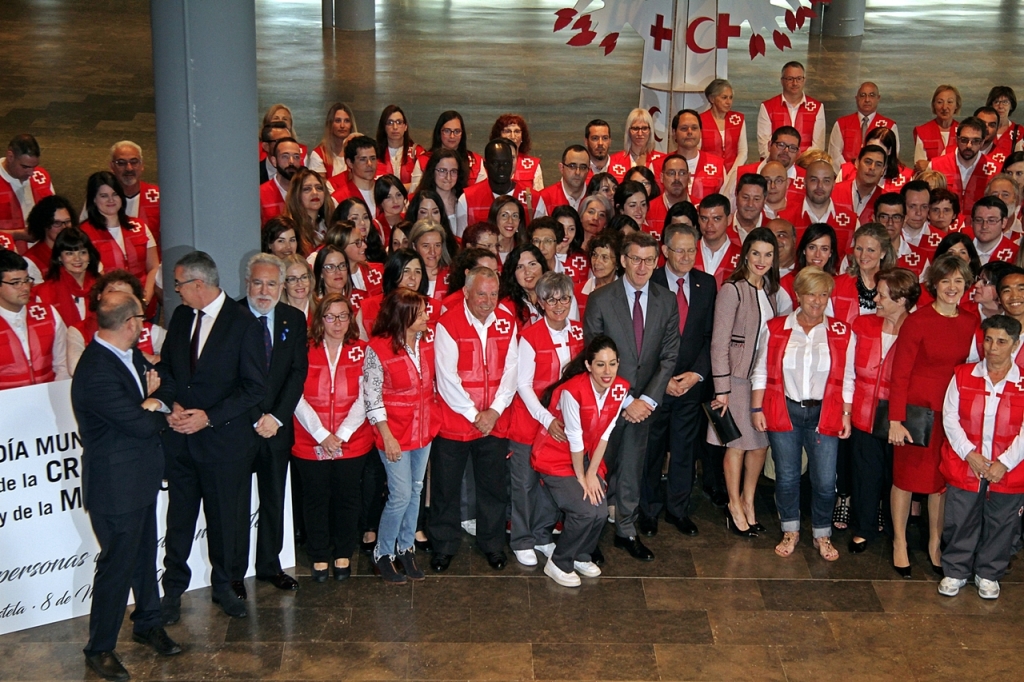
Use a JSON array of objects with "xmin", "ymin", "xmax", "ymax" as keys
[
  {"xmin": 938, "ymin": 576, "xmax": 967, "ymax": 597},
  {"xmin": 574, "ymin": 560, "xmax": 602, "ymax": 578},
  {"xmin": 544, "ymin": 558, "xmax": 581, "ymax": 587},
  {"xmin": 513, "ymin": 549, "xmax": 538, "ymax": 566},
  {"xmin": 461, "ymin": 519, "xmax": 477, "ymax": 536},
  {"xmin": 975, "ymin": 575, "xmax": 1001, "ymax": 599},
  {"xmin": 534, "ymin": 543, "xmax": 556, "ymax": 558},
  {"xmin": 607, "ymin": 505, "xmax": 616, "ymax": 524}
]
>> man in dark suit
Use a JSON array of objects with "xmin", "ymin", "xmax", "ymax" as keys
[
  {"xmin": 583, "ymin": 231, "xmax": 679, "ymax": 561},
  {"xmin": 640, "ymin": 223, "xmax": 718, "ymax": 537},
  {"xmin": 72, "ymin": 292, "xmax": 181, "ymax": 681},
  {"xmin": 232, "ymin": 253, "xmax": 307, "ymax": 593},
  {"xmin": 159, "ymin": 251, "xmax": 267, "ymax": 622}
]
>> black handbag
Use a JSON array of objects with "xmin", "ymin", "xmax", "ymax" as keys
[
  {"xmin": 703, "ymin": 401, "xmax": 742, "ymax": 444},
  {"xmin": 871, "ymin": 399, "xmax": 934, "ymax": 447}
]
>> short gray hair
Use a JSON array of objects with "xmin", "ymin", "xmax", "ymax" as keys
[
  {"xmin": 580, "ymin": 193, "xmax": 613, "ymax": 217},
  {"xmin": 464, "ymin": 265, "xmax": 498, "ymax": 291},
  {"xmin": 536, "ymin": 272, "xmax": 573, "ymax": 302},
  {"xmin": 109, "ymin": 140, "xmax": 143, "ymax": 161},
  {"xmin": 176, "ymin": 251, "xmax": 219, "ymax": 287},
  {"xmin": 246, "ymin": 252, "xmax": 285, "ymax": 283}
]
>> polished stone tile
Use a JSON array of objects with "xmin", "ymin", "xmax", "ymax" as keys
[
  {"xmin": 413, "ymin": 576, "xmax": 529, "ymax": 610},
  {"xmin": 904, "ymin": 647, "xmax": 1024, "ymax": 682},
  {"xmin": 707, "ymin": 610, "xmax": 838, "ymax": 647},
  {"xmin": 146, "ymin": 642, "xmax": 283, "ymax": 680},
  {"xmin": 318, "ymin": 606, "xmax": 473, "ymax": 643},
  {"xmin": 823, "ymin": 612, "xmax": 899, "ymax": 650},
  {"xmin": 526, "ymin": 576, "xmax": 646, "ymax": 610},
  {"xmin": 776, "ymin": 645, "xmax": 914, "ymax": 682},
  {"xmin": 406, "ymin": 642, "xmax": 534, "ymax": 680},
  {"xmin": 291, "ymin": 577, "xmax": 413, "ymax": 609},
  {"xmin": 654, "ymin": 643, "xmax": 786, "ymax": 681},
  {"xmin": 532, "ymin": 643, "xmax": 659, "ymax": 681},
  {"xmin": 642, "ymin": 578, "xmax": 766, "ymax": 611},
  {"xmin": 223, "ymin": 606, "xmax": 348, "ymax": 643},
  {"xmin": 871, "ymin": 580, "xmax": 1005, "ymax": 615},
  {"xmin": 272, "ymin": 642, "xmax": 407, "ymax": 680},
  {"xmin": 692, "ymin": 546, "xmax": 813, "ymax": 579},
  {"xmin": 758, "ymin": 579, "xmax": 885, "ymax": 612}
]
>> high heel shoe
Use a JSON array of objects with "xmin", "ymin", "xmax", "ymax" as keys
[
  {"xmin": 892, "ymin": 563, "xmax": 912, "ymax": 579},
  {"xmin": 725, "ymin": 509, "xmax": 757, "ymax": 537}
]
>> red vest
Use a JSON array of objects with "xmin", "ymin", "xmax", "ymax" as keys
[
  {"xmin": 293, "ymin": 341, "xmax": 375, "ymax": 460},
  {"xmin": 980, "ymin": 236, "xmax": 1019, "ymax": 265},
  {"xmin": 463, "ymin": 178, "xmax": 533, "ymax": 225},
  {"xmin": 914, "ymin": 119, "xmax": 958, "ymax": 161},
  {"xmin": 259, "ymin": 179, "xmax": 286, "ymax": 226},
  {"xmin": 560, "ymin": 252, "xmax": 590, "ymax": 287},
  {"xmin": 761, "ymin": 316, "xmax": 851, "ymax": 437},
  {"xmin": 831, "ymin": 178, "xmax": 879, "ymax": 226},
  {"xmin": 507, "ymin": 320, "xmax": 585, "ymax": 444},
  {"xmin": 416, "ymin": 149, "xmax": 485, "ymax": 185},
  {"xmin": 990, "ymin": 124, "xmax": 1024, "ymax": 166},
  {"xmin": 310, "ymin": 144, "xmax": 343, "ymax": 179},
  {"xmin": 137, "ymin": 322, "xmax": 157, "ymax": 356},
  {"xmin": 653, "ymin": 152, "xmax": 726, "ymax": 203},
  {"xmin": 535, "ymin": 182, "xmax": 579, "ymax": 218},
  {"xmin": 607, "ymin": 150, "xmax": 665, "ymax": 182},
  {"xmin": 377, "ymin": 144, "xmax": 424, "ymax": 185},
  {"xmin": 0, "ymin": 234, "xmax": 13, "ymax": 251},
  {"xmin": 851, "ymin": 315, "xmax": 895, "ymax": 433},
  {"xmin": 0, "ymin": 303, "xmax": 57, "ymax": 389},
  {"xmin": 694, "ymin": 239, "xmax": 741, "ymax": 288},
  {"xmin": 33, "ymin": 269, "xmax": 95, "ymax": 333},
  {"xmin": 762, "ymin": 95, "xmax": 823, "ymax": 154},
  {"xmin": 896, "ymin": 242, "xmax": 930, "ymax": 277},
  {"xmin": 22, "ymin": 239, "xmax": 50, "ymax": 274},
  {"xmin": 830, "ymin": 275, "xmax": 862, "ymax": 327},
  {"xmin": 436, "ymin": 305, "xmax": 517, "ymax": 441},
  {"xmin": 940, "ymin": 364, "xmax": 1024, "ymax": 494},
  {"xmin": 351, "ymin": 262, "xmax": 384, "ymax": 302},
  {"xmin": 531, "ymin": 373, "xmax": 630, "ymax": 478},
  {"xmin": 930, "ymin": 152, "xmax": 999, "ymax": 217},
  {"xmin": 80, "ymin": 219, "xmax": 149, "ymax": 283},
  {"xmin": 514, "ymin": 155, "xmax": 542, "ymax": 189},
  {"xmin": 133, "ymin": 182, "xmax": 162, "ymax": 246},
  {"xmin": 778, "ymin": 202, "xmax": 858, "ymax": 259},
  {"xmin": 700, "ymin": 110, "xmax": 745, "ymax": 171},
  {"xmin": 0, "ymin": 167, "xmax": 54, "ymax": 236},
  {"xmin": 368, "ymin": 333, "xmax": 441, "ymax": 451},
  {"xmin": 836, "ymin": 112, "xmax": 897, "ymax": 164}
]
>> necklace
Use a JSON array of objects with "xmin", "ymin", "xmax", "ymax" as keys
[{"xmin": 856, "ymin": 276, "xmax": 877, "ymax": 311}]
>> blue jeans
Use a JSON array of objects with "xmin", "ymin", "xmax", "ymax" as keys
[
  {"xmin": 374, "ymin": 443, "xmax": 431, "ymax": 560},
  {"xmin": 767, "ymin": 400, "xmax": 838, "ymax": 539}
]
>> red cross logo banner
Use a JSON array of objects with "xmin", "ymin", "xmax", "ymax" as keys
[
  {"xmin": 649, "ymin": 14, "xmax": 672, "ymax": 51},
  {"xmin": 996, "ymin": 248, "xmax": 1015, "ymax": 263},
  {"xmin": 703, "ymin": 163, "xmax": 717, "ymax": 176},
  {"xmin": 145, "ymin": 188, "xmax": 160, "ymax": 202},
  {"xmin": 728, "ymin": 113, "xmax": 742, "ymax": 126},
  {"xmin": 829, "ymin": 320, "xmax": 847, "ymax": 335},
  {"xmin": 983, "ymin": 162, "xmax": 998, "ymax": 175},
  {"xmin": 347, "ymin": 346, "xmax": 364, "ymax": 363},
  {"xmin": 903, "ymin": 252, "xmax": 920, "ymax": 267},
  {"xmin": 611, "ymin": 164, "xmax": 626, "ymax": 176},
  {"xmin": 520, "ymin": 158, "xmax": 536, "ymax": 170},
  {"xmin": 494, "ymin": 318, "xmax": 512, "ymax": 336},
  {"xmin": 569, "ymin": 324, "xmax": 583, "ymax": 341},
  {"xmin": 367, "ymin": 268, "xmax": 382, "ymax": 286},
  {"xmin": 835, "ymin": 213, "xmax": 851, "ymax": 227},
  {"xmin": 611, "ymin": 383, "xmax": 627, "ymax": 402},
  {"xmin": 31, "ymin": 170, "xmax": 46, "ymax": 185},
  {"xmin": 28, "ymin": 305, "xmax": 46, "ymax": 321}
]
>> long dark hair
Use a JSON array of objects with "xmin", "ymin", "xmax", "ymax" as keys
[
  {"xmin": 499, "ymin": 244, "xmax": 549, "ymax": 326},
  {"xmin": 551, "ymin": 205, "xmax": 585, "ymax": 256},
  {"xmin": 382, "ymin": 248, "xmax": 429, "ymax": 296},
  {"xmin": 541, "ymin": 334, "xmax": 619, "ymax": 407},
  {"xmin": 332, "ymin": 197, "xmax": 387, "ymax": 264},
  {"xmin": 406, "ymin": 189, "xmax": 459, "ymax": 255},
  {"xmin": 864, "ymin": 127, "xmax": 903, "ymax": 180},
  {"xmin": 372, "ymin": 287, "xmax": 428, "ymax": 354},
  {"xmin": 728, "ymin": 226, "xmax": 780, "ymax": 296},
  {"xmin": 416, "ymin": 147, "xmax": 468, "ymax": 198},
  {"xmin": 27, "ymin": 195, "xmax": 77, "ymax": 243},
  {"xmin": 84, "ymin": 171, "xmax": 130, "ymax": 231},
  {"xmin": 796, "ymin": 223, "xmax": 839, "ymax": 274},
  {"xmin": 430, "ymin": 110, "xmax": 469, "ymax": 157},
  {"xmin": 46, "ymin": 227, "xmax": 101, "ymax": 281},
  {"xmin": 312, "ymin": 244, "xmax": 350, "ymax": 298},
  {"xmin": 261, "ymin": 215, "xmax": 304, "ymax": 256},
  {"xmin": 376, "ymin": 104, "xmax": 414, "ymax": 161},
  {"xmin": 934, "ymin": 232, "xmax": 982, "ymax": 278}
]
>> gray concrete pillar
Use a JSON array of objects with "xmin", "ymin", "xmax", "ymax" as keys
[
  {"xmin": 333, "ymin": 0, "xmax": 375, "ymax": 31},
  {"xmin": 323, "ymin": 0, "xmax": 334, "ymax": 29},
  {"xmin": 809, "ymin": 0, "xmax": 866, "ymax": 38},
  {"xmin": 150, "ymin": 0, "xmax": 260, "ymax": 306}
]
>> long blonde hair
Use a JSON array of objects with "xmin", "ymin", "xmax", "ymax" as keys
[{"xmin": 623, "ymin": 108, "xmax": 655, "ymax": 157}]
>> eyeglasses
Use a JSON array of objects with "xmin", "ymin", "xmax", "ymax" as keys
[
  {"xmin": 173, "ymin": 278, "xmax": 199, "ymax": 291},
  {"xmin": 543, "ymin": 295, "xmax": 572, "ymax": 306},
  {"xmin": 51, "ymin": 219, "xmax": 73, "ymax": 229},
  {"xmin": 876, "ymin": 212, "xmax": 905, "ymax": 223},
  {"xmin": 532, "ymin": 238, "xmax": 556, "ymax": 246},
  {"xmin": 591, "ymin": 253, "xmax": 613, "ymax": 263},
  {"xmin": 773, "ymin": 141, "xmax": 800, "ymax": 153},
  {"xmin": 662, "ymin": 170, "xmax": 688, "ymax": 179},
  {"xmin": 129, "ymin": 314, "xmax": 147, "ymax": 321},
  {"xmin": 321, "ymin": 263, "xmax": 348, "ymax": 273},
  {"xmin": 498, "ymin": 211, "xmax": 520, "ymax": 222},
  {"xmin": 958, "ymin": 136, "xmax": 984, "ymax": 147},
  {"xmin": 1, "ymin": 277, "xmax": 34, "ymax": 287},
  {"xmin": 562, "ymin": 163, "xmax": 588, "ymax": 172},
  {"xmin": 322, "ymin": 313, "xmax": 350, "ymax": 323},
  {"xmin": 435, "ymin": 167, "xmax": 458, "ymax": 177},
  {"xmin": 285, "ymin": 274, "xmax": 310, "ymax": 284},
  {"xmin": 385, "ymin": 118, "xmax": 406, "ymax": 127},
  {"xmin": 624, "ymin": 255, "xmax": 658, "ymax": 267},
  {"xmin": 629, "ymin": 126, "xmax": 651, "ymax": 134},
  {"xmin": 664, "ymin": 245, "xmax": 697, "ymax": 256},
  {"xmin": 440, "ymin": 128, "xmax": 462, "ymax": 137},
  {"xmin": 113, "ymin": 158, "xmax": 141, "ymax": 168},
  {"xmin": 782, "ymin": 76, "xmax": 806, "ymax": 83},
  {"xmin": 993, "ymin": 99, "xmax": 1012, "ymax": 106},
  {"xmin": 972, "ymin": 217, "xmax": 1005, "ymax": 227}
]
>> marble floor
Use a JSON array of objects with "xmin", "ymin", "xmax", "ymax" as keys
[{"xmin": 3, "ymin": 0, "xmax": 1024, "ymax": 679}]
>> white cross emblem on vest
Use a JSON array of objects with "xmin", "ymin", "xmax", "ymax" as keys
[
  {"xmin": 611, "ymin": 164, "xmax": 626, "ymax": 176},
  {"xmin": 347, "ymin": 346, "xmax": 364, "ymax": 362},
  {"xmin": 367, "ymin": 268, "xmax": 382, "ymax": 286},
  {"xmin": 728, "ymin": 113, "xmax": 742, "ymax": 126},
  {"xmin": 569, "ymin": 324, "xmax": 583, "ymax": 341},
  {"xmin": 27, "ymin": 304, "xmax": 46, "ymax": 321},
  {"xmin": 611, "ymin": 383, "xmax": 627, "ymax": 401},
  {"xmin": 829, "ymin": 320, "xmax": 847, "ymax": 335},
  {"xmin": 494, "ymin": 318, "xmax": 511, "ymax": 335},
  {"xmin": 703, "ymin": 163, "xmax": 717, "ymax": 176},
  {"xmin": 996, "ymin": 248, "xmax": 1015, "ymax": 263},
  {"xmin": 903, "ymin": 252, "xmax": 920, "ymax": 267},
  {"xmin": 835, "ymin": 213, "xmax": 851, "ymax": 227},
  {"xmin": 145, "ymin": 188, "xmax": 160, "ymax": 202}
]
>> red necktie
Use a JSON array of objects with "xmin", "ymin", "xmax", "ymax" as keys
[
  {"xmin": 677, "ymin": 277, "xmax": 689, "ymax": 334},
  {"xmin": 633, "ymin": 290, "xmax": 644, "ymax": 353}
]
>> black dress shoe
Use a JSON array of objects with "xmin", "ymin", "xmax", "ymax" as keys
[
  {"xmin": 485, "ymin": 551, "xmax": 508, "ymax": 570},
  {"xmin": 85, "ymin": 651, "xmax": 129, "ymax": 681},
  {"xmin": 848, "ymin": 539, "xmax": 868, "ymax": 554},
  {"xmin": 590, "ymin": 545, "xmax": 605, "ymax": 566},
  {"xmin": 704, "ymin": 486, "xmax": 729, "ymax": 508},
  {"xmin": 230, "ymin": 580, "xmax": 247, "ymax": 600},
  {"xmin": 132, "ymin": 626, "xmax": 182, "ymax": 655},
  {"xmin": 257, "ymin": 571, "xmax": 299, "ymax": 591},
  {"xmin": 311, "ymin": 566, "xmax": 329, "ymax": 583},
  {"xmin": 892, "ymin": 563, "xmax": 912, "ymax": 579},
  {"xmin": 613, "ymin": 535, "xmax": 655, "ymax": 561},
  {"xmin": 415, "ymin": 538, "xmax": 433, "ymax": 553},
  {"xmin": 333, "ymin": 564, "xmax": 351, "ymax": 581},
  {"xmin": 212, "ymin": 590, "xmax": 248, "ymax": 618},
  {"xmin": 361, "ymin": 540, "xmax": 376, "ymax": 555},
  {"xmin": 160, "ymin": 595, "xmax": 180, "ymax": 626},
  {"xmin": 431, "ymin": 553, "xmax": 453, "ymax": 572},
  {"xmin": 931, "ymin": 563, "xmax": 945, "ymax": 577},
  {"xmin": 673, "ymin": 516, "xmax": 700, "ymax": 536},
  {"xmin": 638, "ymin": 515, "xmax": 659, "ymax": 537}
]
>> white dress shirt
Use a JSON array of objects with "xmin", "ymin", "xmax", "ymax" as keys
[
  {"xmin": 756, "ymin": 95, "xmax": 827, "ymax": 158},
  {"xmin": 0, "ymin": 161, "xmax": 37, "ymax": 220},
  {"xmin": 943, "ymin": 360, "xmax": 1024, "ymax": 471},
  {"xmin": 560, "ymin": 380, "xmax": 621, "ymax": 453},
  {"xmin": 700, "ymin": 238, "xmax": 730, "ymax": 277},
  {"xmin": 190, "ymin": 290, "xmax": 227, "ymax": 359},
  {"xmin": 516, "ymin": 320, "xmax": 573, "ymax": 431},
  {"xmin": 0, "ymin": 303, "xmax": 69, "ymax": 380},
  {"xmin": 294, "ymin": 342, "xmax": 367, "ymax": 445}
]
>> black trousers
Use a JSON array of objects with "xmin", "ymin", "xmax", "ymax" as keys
[
  {"xmin": 427, "ymin": 435, "xmax": 509, "ymax": 555},
  {"xmin": 849, "ymin": 427, "xmax": 893, "ymax": 541},
  {"xmin": 235, "ymin": 439, "xmax": 290, "ymax": 579},
  {"xmin": 836, "ymin": 435, "xmax": 854, "ymax": 497},
  {"xmin": 85, "ymin": 503, "xmax": 161, "ymax": 655},
  {"xmin": 162, "ymin": 449, "xmax": 254, "ymax": 599},
  {"xmin": 292, "ymin": 453, "xmax": 367, "ymax": 564},
  {"xmin": 641, "ymin": 394, "xmax": 704, "ymax": 520}
]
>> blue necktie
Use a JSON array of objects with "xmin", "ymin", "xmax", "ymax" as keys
[{"xmin": 260, "ymin": 315, "xmax": 272, "ymax": 370}]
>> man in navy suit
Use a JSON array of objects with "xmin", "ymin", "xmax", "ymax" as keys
[
  {"xmin": 159, "ymin": 251, "xmax": 266, "ymax": 623},
  {"xmin": 232, "ymin": 253, "xmax": 307, "ymax": 593},
  {"xmin": 72, "ymin": 291, "xmax": 180, "ymax": 681},
  {"xmin": 640, "ymin": 223, "xmax": 718, "ymax": 537}
]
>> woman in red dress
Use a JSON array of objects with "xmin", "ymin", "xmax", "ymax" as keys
[{"xmin": 887, "ymin": 253, "xmax": 979, "ymax": 578}]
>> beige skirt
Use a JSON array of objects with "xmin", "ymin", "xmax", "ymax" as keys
[{"xmin": 707, "ymin": 376, "xmax": 769, "ymax": 450}]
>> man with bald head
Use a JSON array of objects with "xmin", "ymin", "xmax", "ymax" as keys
[
  {"xmin": 464, "ymin": 138, "xmax": 532, "ymax": 224},
  {"xmin": 779, "ymin": 160, "xmax": 859, "ymax": 256},
  {"xmin": 827, "ymin": 82, "xmax": 900, "ymax": 171},
  {"xmin": 769, "ymin": 218, "xmax": 797, "ymax": 277}
]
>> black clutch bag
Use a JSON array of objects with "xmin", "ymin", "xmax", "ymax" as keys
[
  {"xmin": 703, "ymin": 401, "xmax": 742, "ymax": 444},
  {"xmin": 871, "ymin": 399, "xmax": 934, "ymax": 447}
]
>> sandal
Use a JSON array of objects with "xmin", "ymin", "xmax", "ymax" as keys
[
  {"xmin": 814, "ymin": 536, "xmax": 840, "ymax": 562},
  {"xmin": 775, "ymin": 531, "xmax": 800, "ymax": 558},
  {"xmin": 832, "ymin": 495, "xmax": 850, "ymax": 530}
]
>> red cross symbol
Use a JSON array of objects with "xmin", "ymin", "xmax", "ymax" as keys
[
  {"xmin": 128, "ymin": 219, "xmax": 143, "ymax": 233},
  {"xmin": 406, "ymin": 147, "xmax": 417, "ymax": 161},
  {"xmin": 1014, "ymin": 378, "xmax": 1024, "ymax": 393},
  {"xmin": 804, "ymin": 101, "xmax": 817, "ymax": 112},
  {"xmin": 424, "ymin": 328, "xmax": 434, "ymax": 343},
  {"xmin": 367, "ymin": 268, "xmax": 382, "ymax": 285},
  {"xmin": 650, "ymin": 14, "xmax": 673, "ymax": 51},
  {"xmin": 927, "ymin": 233, "xmax": 942, "ymax": 247},
  {"xmin": 969, "ymin": 286, "xmax": 978, "ymax": 302},
  {"xmin": 494, "ymin": 318, "xmax": 511, "ymax": 335},
  {"xmin": 835, "ymin": 213, "xmax": 851, "ymax": 227},
  {"xmin": 520, "ymin": 158, "xmax": 535, "ymax": 170},
  {"xmin": 611, "ymin": 164, "xmax": 626, "ymax": 176},
  {"xmin": 728, "ymin": 113, "xmax": 742, "ymax": 126},
  {"xmin": 891, "ymin": 175, "xmax": 907, "ymax": 188},
  {"xmin": 425, "ymin": 301, "xmax": 435, "ymax": 317},
  {"xmin": 138, "ymin": 326, "xmax": 151, "ymax": 344},
  {"xmin": 903, "ymin": 252, "xmax": 920, "ymax": 267},
  {"xmin": 31, "ymin": 170, "xmax": 46, "ymax": 185},
  {"xmin": 563, "ymin": 262, "xmax": 576, "ymax": 278},
  {"xmin": 611, "ymin": 383, "xmax": 627, "ymax": 401},
  {"xmin": 792, "ymin": 177, "xmax": 805, "ymax": 190},
  {"xmin": 729, "ymin": 253, "xmax": 740, "ymax": 268},
  {"xmin": 517, "ymin": 190, "xmax": 529, "ymax": 205},
  {"xmin": 347, "ymin": 346, "xmax": 364, "ymax": 362},
  {"xmin": 829, "ymin": 320, "xmax": 847, "ymax": 335},
  {"xmin": 351, "ymin": 291, "xmax": 365, "ymax": 305},
  {"xmin": 993, "ymin": 153, "xmax": 1007, "ymax": 165},
  {"xmin": 703, "ymin": 163, "xmax": 717, "ymax": 176},
  {"xmin": 983, "ymin": 162, "xmax": 998, "ymax": 175},
  {"xmin": 569, "ymin": 324, "xmax": 583, "ymax": 341},
  {"xmin": 874, "ymin": 119, "xmax": 888, "ymax": 128},
  {"xmin": 442, "ymin": 271, "xmax": 450, "ymax": 285},
  {"xmin": 996, "ymin": 248, "xmax": 1015, "ymax": 262},
  {"xmin": 649, "ymin": 229, "xmax": 662, "ymax": 241},
  {"xmin": 144, "ymin": 188, "xmax": 160, "ymax": 202},
  {"xmin": 0, "ymin": 235, "xmax": 11, "ymax": 250},
  {"xmin": 571, "ymin": 255, "xmax": 588, "ymax": 272},
  {"xmin": 28, "ymin": 305, "xmax": 46, "ymax": 321}
]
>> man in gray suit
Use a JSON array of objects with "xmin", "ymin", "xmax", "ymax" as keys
[{"xmin": 583, "ymin": 231, "xmax": 679, "ymax": 560}]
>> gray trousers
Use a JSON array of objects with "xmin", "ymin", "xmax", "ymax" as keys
[
  {"xmin": 541, "ymin": 473, "xmax": 607, "ymax": 573},
  {"xmin": 508, "ymin": 440, "xmax": 558, "ymax": 549},
  {"xmin": 604, "ymin": 416, "xmax": 650, "ymax": 538},
  {"xmin": 941, "ymin": 482, "xmax": 1024, "ymax": 581}
]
